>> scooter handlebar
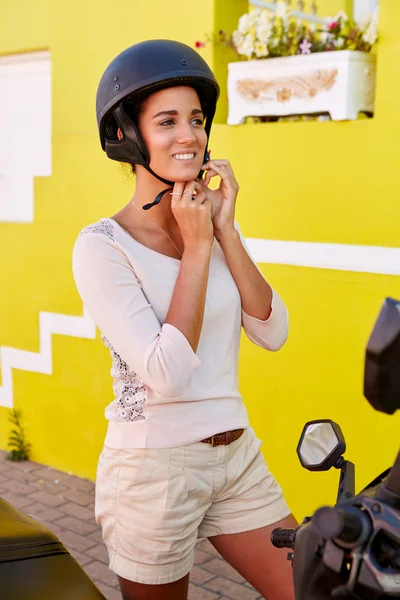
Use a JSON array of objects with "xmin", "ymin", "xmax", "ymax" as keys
[
  {"xmin": 311, "ymin": 506, "xmax": 365, "ymax": 544},
  {"xmin": 270, "ymin": 527, "xmax": 296, "ymax": 549}
]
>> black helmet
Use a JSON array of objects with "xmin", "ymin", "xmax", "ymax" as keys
[{"xmin": 96, "ymin": 39, "xmax": 220, "ymax": 192}]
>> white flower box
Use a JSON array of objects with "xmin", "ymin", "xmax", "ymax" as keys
[{"xmin": 227, "ymin": 50, "xmax": 376, "ymax": 124}]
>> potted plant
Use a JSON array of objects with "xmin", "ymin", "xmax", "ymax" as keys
[{"xmin": 199, "ymin": 3, "xmax": 378, "ymax": 124}]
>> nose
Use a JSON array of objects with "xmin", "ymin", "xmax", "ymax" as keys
[{"xmin": 176, "ymin": 124, "xmax": 197, "ymax": 145}]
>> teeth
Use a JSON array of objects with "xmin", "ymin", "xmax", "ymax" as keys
[{"xmin": 173, "ymin": 153, "xmax": 195, "ymax": 160}]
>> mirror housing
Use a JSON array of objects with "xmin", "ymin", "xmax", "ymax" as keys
[
  {"xmin": 297, "ymin": 420, "xmax": 346, "ymax": 472},
  {"xmin": 364, "ymin": 297, "xmax": 400, "ymax": 415}
]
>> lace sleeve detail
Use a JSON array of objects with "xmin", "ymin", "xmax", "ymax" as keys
[
  {"xmin": 102, "ymin": 336, "xmax": 147, "ymax": 423},
  {"xmin": 78, "ymin": 219, "xmax": 116, "ymax": 245}
]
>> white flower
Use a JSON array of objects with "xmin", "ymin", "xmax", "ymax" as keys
[
  {"xmin": 254, "ymin": 42, "xmax": 269, "ymax": 58},
  {"xmin": 238, "ymin": 13, "xmax": 251, "ymax": 35},
  {"xmin": 259, "ymin": 10, "xmax": 272, "ymax": 28},
  {"xmin": 360, "ymin": 8, "xmax": 378, "ymax": 29},
  {"xmin": 320, "ymin": 31, "xmax": 333, "ymax": 44},
  {"xmin": 362, "ymin": 12, "xmax": 379, "ymax": 46},
  {"xmin": 363, "ymin": 25, "xmax": 378, "ymax": 46},
  {"xmin": 232, "ymin": 29, "xmax": 244, "ymax": 49},
  {"xmin": 238, "ymin": 33, "xmax": 255, "ymax": 57},
  {"xmin": 333, "ymin": 37, "xmax": 345, "ymax": 48},
  {"xmin": 256, "ymin": 23, "xmax": 273, "ymax": 43},
  {"xmin": 248, "ymin": 8, "xmax": 261, "ymax": 28},
  {"xmin": 334, "ymin": 10, "xmax": 349, "ymax": 22},
  {"xmin": 276, "ymin": 1, "xmax": 290, "ymax": 20}
]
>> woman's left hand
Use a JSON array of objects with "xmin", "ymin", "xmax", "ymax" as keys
[{"xmin": 199, "ymin": 159, "xmax": 239, "ymax": 239}]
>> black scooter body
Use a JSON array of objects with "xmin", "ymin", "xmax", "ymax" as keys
[{"xmin": 0, "ymin": 497, "xmax": 106, "ymax": 599}]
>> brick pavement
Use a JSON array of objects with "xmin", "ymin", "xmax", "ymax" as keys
[{"xmin": 0, "ymin": 452, "xmax": 263, "ymax": 600}]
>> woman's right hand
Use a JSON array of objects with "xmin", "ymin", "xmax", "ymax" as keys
[{"xmin": 171, "ymin": 180, "xmax": 214, "ymax": 251}]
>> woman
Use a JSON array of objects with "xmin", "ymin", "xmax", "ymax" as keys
[{"xmin": 73, "ymin": 39, "xmax": 296, "ymax": 600}]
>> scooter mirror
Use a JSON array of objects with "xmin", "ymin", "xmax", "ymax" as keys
[
  {"xmin": 364, "ymin": 297, "xmax": 400, "ymax": 415},
  {"xmin": 297, "ymin": 420, "xmax": 346, "ymax": 472}
]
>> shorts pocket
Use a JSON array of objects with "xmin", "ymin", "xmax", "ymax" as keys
[{"xmin": 95, "ymin": 447, "xmax": 145, "ymax": 542}]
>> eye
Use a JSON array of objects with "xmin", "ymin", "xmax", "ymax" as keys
[
  {"xmin": 191, "ymin": 118, "xmax": 204, "ymax": 126},
  {"xmin": 160, "ymin": 119, "xmax": 175, "ymax": 126}
]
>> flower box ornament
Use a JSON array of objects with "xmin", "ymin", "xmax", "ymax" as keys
[{"xmin": 213, "ymin": 3, "xmax": 378, "ymax": 124}]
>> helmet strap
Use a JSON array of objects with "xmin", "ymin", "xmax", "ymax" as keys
[
  {"xmin": 142, "ymin": 187, "xmax": 173, "ymax": 210},
  {"xmin": 106, "ymin": 105, "xmax": 174, "ymax": 187}
]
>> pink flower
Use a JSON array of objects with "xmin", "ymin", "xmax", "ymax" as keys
[
  {"xmin": 299, "ymin": 39, "xmax": 312, "ymax": 55},
  {"xmin": 327, "ymin": 21, "xmax": 339, "ymax": 31},
  {"xmin": 195, "ymin": 41, "xmax": 205, "ymax": 49}
]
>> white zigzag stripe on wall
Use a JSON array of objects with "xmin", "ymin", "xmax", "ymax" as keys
[
  {"xmin": 2, "ymin": 237, "xmax": 399, "ymax": 409},
  {"xmin": 0, "ymin": 308, "xmax": 96, "ymax": 408}
]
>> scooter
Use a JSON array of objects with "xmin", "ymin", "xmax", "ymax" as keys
[{"xmin": 271, "ymin": 297, "xmax": 400, "ymax": 599}]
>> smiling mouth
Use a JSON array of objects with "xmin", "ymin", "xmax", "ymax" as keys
[{"xmin": 172, "ymin": 153, "xmax": 196, "ymax": 161}]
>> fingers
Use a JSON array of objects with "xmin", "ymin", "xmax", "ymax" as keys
[
  {"xmin": 171, "ymin": 181, "xmax": 195, "ymax": 206},
  {"xmin": 170, "ymin": 181, "xmax": 185, "ymax": 207},
  {"xmin": 172, "ymin": 181, "xmax": 185, "ymax": 196},
  {"xmin": 203, "ymin": 162, "xmax": 239, "ymax": 192},
  {"xmin": 202, "ymin": 159, "xmax": 232, "ymax": 174},
  {"xmin": 170, "ymin": 180, "xmax": 212, "ymax": 212},
  {"xmin": 203, "ymin": 169, "xmax": 219, "ymax": 188},
  {"xmin": 182, "ymin": 181, "xmax": 196, "ymax": 205},
  {"xmin": 193, "ymin": 181, "xmax": 208, "ymax": 204},
  {"xmin": 203, "ymin": 160, "xmax": 237, "ymax": 182}
]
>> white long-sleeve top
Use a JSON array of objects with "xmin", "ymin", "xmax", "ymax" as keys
[{"xmin": 72, "ymin": 217, "xmax": 288, "ymax": 448}]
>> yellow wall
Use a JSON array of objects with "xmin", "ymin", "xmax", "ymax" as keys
[{"xmin": 0, "ymin": 0, "xmax": 398, "ymax": 523}]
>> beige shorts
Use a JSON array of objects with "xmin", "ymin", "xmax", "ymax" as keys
[{"xmin": 95, "ymin": 427, "xmax": 291, "ymax": 585}]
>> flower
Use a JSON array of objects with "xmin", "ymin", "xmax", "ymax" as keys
[
  {"xmin": 362, "ymin": 13, "xmax": 379, "ymax": 46},
  {"xmin": 232, "ymin": 29, "xmax": 244, "ymax": 49},
  {"xmin": 238, "ymin": 33, "xmax": 255, "ymax": 58},
  {"xmin": 256, "ymin": 22, "xmax": 273, "ymax": 43},
  {"xmin": 299, "ymin": 39, "xmax": 312, "ymax": 55},
  {"xmin": 258, "ymin": 10, "xmax": 272, "ymax": 29},
  {"xmin": 363, "ymin": 27, "xmax": 378, "ymax": 46},
  {"xmin": 333, "ymin": 37, "xmax": 345, "ymax": 49},
  {"xmin": 248, "ymin": 8, "xmax": 261, "ymax": 28},
  {"xmin": 327, "ymin": 21, "xmax": 339, "ymax": 31},
  {"xmin": 276, "ymin": 1, "xmax": 290, "ymax": 20},
  {"xmin": 255, "ymin": 42, "xmax": 269, "ymax": 58},
  {"xmin": 238, "ymin": 13, "xmax": 251, "ymax": 35},
  {"xmin": 334, "ymin": 11, "xmax": 349, "ymax": 22},
  {"xmin": 320, "ymin": 31, "xmax": 333, "ymax": 44},
  {"xmin": 213, "ymin": 6, "xmax": 378, "ymax": 60}
]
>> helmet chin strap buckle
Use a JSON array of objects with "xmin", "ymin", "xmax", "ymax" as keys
[{"xmin": 141, "ymin": 149, "xmax": 209, "ymax": 209}]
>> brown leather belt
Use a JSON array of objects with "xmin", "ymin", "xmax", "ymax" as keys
[{"xmin": 201, "ymin": 429, "xmax": 244, "ymax": 447}]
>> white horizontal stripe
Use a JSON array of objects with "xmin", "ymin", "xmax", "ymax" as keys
[{"xmin": 245, "ymin": 238, "xmax": 400, "ymax": 275}]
